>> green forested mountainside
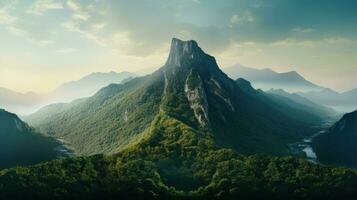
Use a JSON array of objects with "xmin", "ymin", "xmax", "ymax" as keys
[
  {"xmin": 27, "ymin": 76, "xmax": 164, "ymax": 155},
  {"xmin": 24, "ymin": 99, "xmax": 86, "ymax": 127},
  {"xmin": 1, "ymin": 112, "xmax": 357, "ymax": 199},
  {"xmin": 313, "ymin": 110, "xmax": 357, "ymax": 167},
  {"xmin": 0, "ymin": 109, "xmax": 59, "ymax": 169},
  {"xmin": 27, "ymin": 38, "xmax": 329, "ymax": 156}
]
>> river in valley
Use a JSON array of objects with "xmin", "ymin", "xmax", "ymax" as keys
[
  {"xmin": 289, "ymin": 131, "xmax": 325, "ymax": 163},
  {"xmin": 289, "ymin": 118, "xmax": 338, "ymax": 163},
  {"xmin": 54, "ymin": 138, "xmax": 75, "ymax": 158}
]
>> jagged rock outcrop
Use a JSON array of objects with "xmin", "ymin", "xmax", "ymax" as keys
[{"xmin": 184, "ymin": 70, "xmax": 210, "ymax": 128}]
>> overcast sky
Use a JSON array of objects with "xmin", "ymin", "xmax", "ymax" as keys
[{"xmin": 0, "ymin": 0, "xmax": 356, "ymax": 93}]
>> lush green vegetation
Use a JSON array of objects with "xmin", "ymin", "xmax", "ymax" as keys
[
  {"xmin": 0, "ymin": 109, "xmax": 60, "ymax": 169},
  {"xmin": 1, "ymin": 113, "xmax": 357, "ymax": 199},
  {"xmin": 26, "ymin": 75, "xmax": 165, "ymax": 155}
]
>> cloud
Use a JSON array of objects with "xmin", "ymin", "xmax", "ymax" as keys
[
  {"xmin": 66, "ymin": 0, "xmax": 80, "ymax": 11},
  {"xmin": 323, "ymin": 37, "xmax": 352, "ymax": 44},
  {"xmin": 26, "ymin": 0, "xmax": 63, "ymax": 15},
  {"xmin": 270, "ymin": 38, "xmax": 316, "ymax": 47},
  {"xmin": 270, "ymin": 36, "xmax": 354, "ymax": 48},
  {"xmin": 72, "ymin": 13, "xmax": 89, "ymax": 21},
  {"xmin": 1, "ymin": 0, "xmax": 357, "ymax": 93},
  {"xmin": 55, "ymin": 48, "xmax": 78, "ymax": 53},
  {"xmin": 7, "ymin": 25, "xmax": 55, "ymax": 46},
  {"xmin": 0, "ymin": 1, "xmax": 55, "ymax": 46},
  {"xmin": 6, "ymin": 26, "xmax": 27, "ymax": 37},
  {"xmin": 0, "ymin": 1, "xmax": 17, "ymax": 25},
  {"xmin": 191, "ymin": 0, "xmax": 201, "ymax": 3},
  {"xmin": 4, "ymin": 0, "xmax": 357, "ymax": 59},
  {"xmin": 61, "ymin": 0, "xmax": 111, "ymax": 47},
  {"xmin": 62, "ymin": 20, "xmax": 106, "ymax": 46},
  {"xmin": 92, "ymin": 23, "xmax": 106, "ymax": 31},
  {"xmin": 29, "ymin": 39, "xmax": 55, "ymax": 46},
  {"xmin": 292, "ymin": 27, "xmax": 315, "ymax": 33},
  {"xmin": 111, "ymin": 32, "xmax": 133, "ymax": 51},
  {"xmin": 230, "ymin": 12, "xmax": 254, "ymax": 25},
  {"xmin": 38, "ymin": 0, "xmax": 357, "ymax": 58},
  {"xmin": 66, "ymin": 0, "xmax": 91, "ymax": 21}
]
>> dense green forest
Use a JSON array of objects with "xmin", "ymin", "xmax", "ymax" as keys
[{"xmin": 1, "ymin": 113, "xmax": 357, "ymax": 199}]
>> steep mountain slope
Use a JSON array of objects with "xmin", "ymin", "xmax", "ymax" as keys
[
  {"xmin": 47, "ymin": 71, "xmax": 136, "ymax": 103},
  {"xmin": 28, "ymin": 38, "xmax": 327, "ymax": 156},
  {"xmin": 224, "ymin": 64, "xmax": 323, "ymax": 92},
  {"xmin": 298, "ymin": 88, "xmax": 357, "ymax": 113},
  {"xmin": 24, "ymin": 98, "xmax": 86, "ymax": 128},
  {"xmin": 0, "ymin": 109, "xmax": 60, "ymax": 169},
  {"xmin": 27, "ymin": 75, "xmax": 164, "ymax": 155},
  {"xmin": 312, "ymin": 110, "xmax": 357, "ymax": 167}
]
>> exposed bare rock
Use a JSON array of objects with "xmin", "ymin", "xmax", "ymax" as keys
[{"xmin": 184, "ymin": 70, "xmax": 210, "ymax": 128}]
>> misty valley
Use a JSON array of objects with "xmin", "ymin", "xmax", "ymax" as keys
[{"xmin": 1, "ymin": 1, "xmax": 357, "ymax": 199}]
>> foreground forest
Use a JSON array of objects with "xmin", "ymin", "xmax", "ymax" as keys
[{"xmin": 1, "ymin": 114, "xmax": 357, "ymax": 199}]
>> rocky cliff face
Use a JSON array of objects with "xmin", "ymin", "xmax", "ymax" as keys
[{"xmin": 184, "ymin": 69, "xmax": 210, "ymax": 128}]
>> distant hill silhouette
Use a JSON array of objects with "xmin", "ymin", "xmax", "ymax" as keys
[
  {"xmin": 0, "ymin": 71, "xmax": 135, "ymax": 115},
  {"xmin": 224, "ymin": 64, "xmax": 323, "ymax": 92}
]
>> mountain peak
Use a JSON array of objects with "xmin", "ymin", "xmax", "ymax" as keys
[
  {"xmin": 165, "ymin": 38, "xmax": 207, "ymax": 67},
  {"xmin": 280, "ymin": 70, "xmax": 301, "ymax": 77},
  {"xmin": 236, "ymin": 78, "xmax": 256, "ymax": 94}
]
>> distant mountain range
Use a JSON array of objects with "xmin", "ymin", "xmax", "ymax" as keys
[
  {"xmin": 267, "ymin": 89, "xmax": 337, "ymax": 117},
  {"xmin": 224, "ymin": 64, "xmax": 357, "ymax": 113},
  {"xmin": 298, "ymin": 88, "xmax": 357, "ymax": 113},
  {"xmin": 0, "ymin": 71, "xmax": 135, "ymax": 115},
  {"xmin": 0, "ymin": 88, "xmax": 44, "ymax": 116},
  {"xmin": 0, "ymin": 109, "xmax": 60, "ymax": 169},
  {"xmin": 3, "ymin": 38, "xmax": 357, "ymax": 199},
  {"xmin": 313, "ymin": 110, "xmax": 357, "ymax": 167},
  {"xmin": 47, "ymin": 71, "xmax": 136, "ymax": 103},
  {"xmin": 224, "ymin": 64, "xmax": 323, "ymax": 93}
]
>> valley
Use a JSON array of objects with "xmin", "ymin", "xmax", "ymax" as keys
[
  {"xmin": 1, "ymin": 1, "xmax": 357, "ymax": 198},
  {"xmin": 1, "ymin": 38, "xmax": 357, "ymax": 199},
  {"xmin": 0, "ymin": 109, "xmax": 70, "ymax": 169}
]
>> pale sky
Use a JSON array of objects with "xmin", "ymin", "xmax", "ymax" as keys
[{"xmin": 0, "ymin": 0, "xmax": 356, "ymax": 93}]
